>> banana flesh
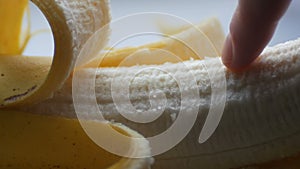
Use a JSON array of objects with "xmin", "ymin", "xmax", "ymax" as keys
[{"xmin": 24, "ymin": 38, "xmax": 300, "ymax": 169}]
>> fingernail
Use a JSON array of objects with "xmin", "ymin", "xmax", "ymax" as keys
[{"xmin": 222, "ymin": 35, "xmax": 234, "ymax": 68}]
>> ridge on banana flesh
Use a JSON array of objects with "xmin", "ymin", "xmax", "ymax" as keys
[{"xmin": 23, "ymin": 38, "xmax": 300, "ymax": 169}]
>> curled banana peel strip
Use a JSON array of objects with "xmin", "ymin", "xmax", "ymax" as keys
[
  {"xmin": 0, "ymin": 0, "xmax": 153, "ymax": 169},
  {"xmin": 0, "ymin": 0, "xmax": 111, "ymax": 107}
]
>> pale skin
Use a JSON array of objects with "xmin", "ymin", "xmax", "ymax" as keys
[{"xmin": 222, "ymin": 0, "xmax": 292, "ymax": 71}]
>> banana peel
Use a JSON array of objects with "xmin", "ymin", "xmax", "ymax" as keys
[
  {"xmin": 0, "ymin": 111, "xmax": 152, "ymax": 169},
  {"xmin": 0, "ymin": 0, "xmax": 223, "ymax": 167},
  {"xmin": 1, "ymin": 0, "xmax": 300, "ymax": 169},
  {"xmin": 0, "ymin": 0, "xmax": 224, "ymax": 107},
  {"xmin": 0, "ymin": 0, "xmax": 29, "ymax": 55},
  {"xmin": 84, "ymin": 17, "xmax": 224, "ymax": 68},
  {"xmin": 0, "ymin": 0, "xmax": 111, "ymax": 107}
]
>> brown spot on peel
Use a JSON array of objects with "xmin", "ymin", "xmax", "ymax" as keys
[{"xmin": 4, "ymin": 85, "xmax": 37, "ymax": 103}]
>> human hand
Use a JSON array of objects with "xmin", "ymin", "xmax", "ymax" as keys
[{"xmin": 222, "ymin": 0, "xmax": 291, "ymax": 71}]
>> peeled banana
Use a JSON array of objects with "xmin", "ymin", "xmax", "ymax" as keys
[
  {"xmin": 1, "ymin": 0, "xmax": 300, "ymax": 169},
  {"xmin": 24, "ymin": 38, "xmax": 300, "ymax": 169}
]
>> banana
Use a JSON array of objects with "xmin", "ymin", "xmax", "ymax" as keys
[
  {"xmin": 1, "ymin": 0, "xmax": 300, "ymax": 168},
  {"xmin": 23, "ymin": 38, "xmax": 300, "ymax": 169}
]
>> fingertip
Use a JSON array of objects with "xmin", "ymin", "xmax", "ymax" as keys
[
  {"xmin": 222, "ymin": 35, "xmax": 233, "ymax": 68},
  {"xmin": 222, "ymin": 34, "xmax": 255, "ymax": 72},
  {"xmin": 222, "ymin": 0, "xmax": 291, "ymax": 72}
]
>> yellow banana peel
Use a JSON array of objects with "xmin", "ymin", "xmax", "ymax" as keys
[
  {"xmin": 4, "ymin": 0, "xmax": 297, "ymax": 169},
  {"xmin": 0, "ymin": 0, "xmax": 29, "ymax": 55}
]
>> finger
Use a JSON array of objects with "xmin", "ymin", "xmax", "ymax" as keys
[{"xmin": 222, "ymin": 0, "xmax": 291, "ymax": 71}]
